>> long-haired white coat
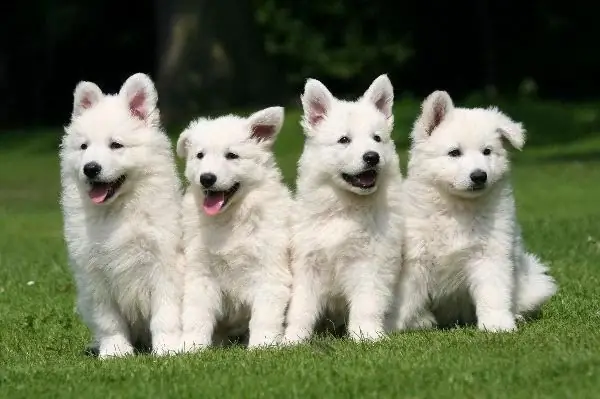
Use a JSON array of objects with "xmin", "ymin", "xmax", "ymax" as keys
[
  {"xmin": 60, "ymin": 73, "xmax": 183, "ymax": 358},
  {"xmin": 389, "ymin": 91, "xmax": 557, "ymax": 332},
  {"xmin": 284, "ymin": 75, "xmax": 404, "ymax": 344},
  {"xmin": 177, "ymin": 107, "xmax": 293, "ymax": 350}
]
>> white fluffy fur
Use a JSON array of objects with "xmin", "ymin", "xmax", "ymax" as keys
[
  {"xmin": 284, "ymin": 75, "xmax": 404, "ymax": 343},
  {"xmin": 60, "ymin": 73, "xmax": 184, "ymax": 358},
  {"xmin": 389, "ymin": 90, "xmax": 557, "ymax": 333},
  {"xmin": 178, "ymin": 107, "xmax": 293, "ymax": 350}
]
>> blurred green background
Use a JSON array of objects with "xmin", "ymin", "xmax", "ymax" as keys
[
  {"xmin": 2, "ymin": 1, "xmax": 599, "ymax": 128},
  {"xmin": 2, "ymin": 3, "xmax": 600, "ymax": 398}
]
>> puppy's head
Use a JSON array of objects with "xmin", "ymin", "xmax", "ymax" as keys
[
  {"xmin": 409, "ymin": 91, "xmax": 525, "ymax": 199},
  {"xmin": 299, "ymin": 74, "xmax": 397, "ymax": 195},
  {"xmin": 177, "ymin": 107, "xmax": 284, "ymax": 216},
  {"xmin": 61, "ymin": 73, "xmax": 164, "ymax": 206}
]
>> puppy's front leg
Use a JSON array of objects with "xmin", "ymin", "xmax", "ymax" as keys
[
  {"xmin": 391, "ymin": 258, "xmax": 436, "ymax": 331},
  {"xmin": 248, "ymin": 282, "xmax": 290, "ymax": 348},
  {"xmin": 180, "ymin": 266, "xmax": 220, "ymax": 353},
  {"xmin": 468, "ymin": 256, "xmax": 516, "ymax": 332},
  {"xmin": 150, "ymin": 264, "xmax": 184, "ymax": 356},
  {"xmin": 346, "ymin": 263, "xmax": 395, "ymax": 341},
  {"xmin": 283, "ymin": 263, "xmax": 325, "ymax": 345},
  {"xmin": 79, "ymin": 286, "xmax": 134, "ymax": 359}
]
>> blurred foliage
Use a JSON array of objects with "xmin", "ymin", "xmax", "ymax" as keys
[
  {"xmin": 2, "ymin": 0, "xmax": 600, "ymax": 127},
  {"xmin": 254, "ymin": 0, "xmax": 412, "ymax": 85}
]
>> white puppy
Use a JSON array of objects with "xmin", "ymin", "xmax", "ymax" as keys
[
  {"xmin": 284, "ymin": 75, "xmax": 404, "ymax": 344},
  {"xmin": 177, "ymin": 107, "xmax": 293, "ymax": 350},
  {"xmin": 390, "ymin": 91, "xmax": 557, "ymax": 332},
  {"xmin": 60, "ymin": 73, "xmax": 183, "ymax": 358}
]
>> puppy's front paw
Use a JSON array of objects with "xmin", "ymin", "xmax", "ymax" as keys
[
  {"xmin": 347, "ymin": 322, "xmax": 385, "ymax": 342},
  {"xmin": 281, "ymin": 334, "xmax": 308, "ymax": 347},
  {"xmin": 152, "ymin": 334, "xmax": 182, "ymax": 356},
  {"xmin": 179, "ymin": 333, "xmax": 212, "ymax": 353},
  {"xmin": 282, "ymin": 325, "xmax": 313, "ymax": 346},
  {"xmin": 247, "ymin": 330, "xmax": 281, "ymax": 349},
  {"xmin": 403, "ymin": 311, "xmax": 438, "ymax": 331},
  {"xmin": 98, "ymin": 336, "xmax": 134, "ymax": 359},
  {"xmin": 478, "ymin": 312, "xmax": 517, "ymax": 332}
]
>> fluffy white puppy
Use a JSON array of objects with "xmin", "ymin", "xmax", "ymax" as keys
[
  {"xmin": 390, "ymin": 91, "xmax": 557, "ymax": 332},
  {"xmin": 284, "ymin": 75, "xmax": 404, "ymax": 344},
  {"xmin": 177, "ymin": 107, "xmax": 293, "ymax": 350},
  {"xmin": 60, "ymin": 73, "xmax": 183, "ymax": 358}
]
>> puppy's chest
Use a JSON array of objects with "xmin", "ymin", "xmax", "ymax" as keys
[
  {"xmin": 203, "ymin": 223, "xmax": 263, "ymax": 286},
  {"xmin": 410, "ymin": 212, "xmax": 491, "ymax": 268},
  {"xmin": 299, "ymin": 216, "xmax": 379, "ymax": 270},
  {"xmin": 83, "ymin": 218, "xmax": 163, "ymax": 278}
]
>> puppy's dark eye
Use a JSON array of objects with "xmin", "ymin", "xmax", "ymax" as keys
[
  {"xmin": 196, "ymin": 152, "xmax": 204, "ymax": 160},
  {"xmin": 338, "ymin": 136, "xmax": 351, "ymax": 144},
  {"xmin": 225, "ymin": 152, "xmax": 239, "ymax": 160},
  {"xmin": 448, "ymin": 149, "xmax": 462, "ymax": 157},
  {"xmin": 483, "ymin": 148, "xmax": 492, "ymax": 156},
  {"xmin": 80, "ymin": 143, "xmax": 88, "ymax": 150},
  {"xmin": 109, "ymin": 142, "xmax": 123, "ymax": 150},
  {"xmin": 373, "ymin": 134, "xmax": 382, "ymax": 143}
]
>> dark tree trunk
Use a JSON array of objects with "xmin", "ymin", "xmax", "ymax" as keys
[
  {"xmin": 477, "ymin": 0, "xmax": 498, "ymax": 98},
  {"xmin": 154, "ymin": 0, "xmax": 286, "ymax": 126}
]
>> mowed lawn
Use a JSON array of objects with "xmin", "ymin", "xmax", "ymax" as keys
[{"xmin": 1, "ymin": 98, "xmax": 600, "ymax": 398}]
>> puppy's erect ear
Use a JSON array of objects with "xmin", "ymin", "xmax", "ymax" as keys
[
  {"xmin": 72, "ymin": 81, "xmax": 103, "ymax": 118},
  {"xmin": 247, "ymin": 106, "xmax": 285, "ymax": 147},
  {"xmin": 362, "ymin": 74, "xmax": 394, "ymax": 122},
  {"xmin": 301, "ymin": 79, "xmax": 334, "ymax": 131},
  {"xmin": 491, "ymin": 107, "xmax": 526, "ymax": 150},
  {"xmin": 119, "ymin": 73, "xmax": 159, "ymax": 127},
  {"xmin": 414, "ymin": 90, "xmax": 454, "ymax": 140}
]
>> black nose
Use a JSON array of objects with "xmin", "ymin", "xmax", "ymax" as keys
[
  {"xmin": 470, "ymin": 169, "xmax": 488, "ymax": 184},
  {"xmin": 199, "ymin": 173, "xmax": 217, "ymax": 188},
  {"xmin": 83, "ymin": 162, "xmax": 102, "ymax": 178},
  {"xmin": 362, "ymin": 151, "xmax": 380, "ymax": 167}
]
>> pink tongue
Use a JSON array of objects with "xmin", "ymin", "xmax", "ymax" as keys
[
  {"xmin": 203, "ymin": 192, "xmax": 225, "ymax": 216},
  {"xmin": 89, "ymin": 184, "xmax": 110, "ymax": 204}
]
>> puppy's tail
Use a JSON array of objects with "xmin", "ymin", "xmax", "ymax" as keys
[{"xmin": 515, "ymin": 252, "xmax": 558, "ymax": 317}]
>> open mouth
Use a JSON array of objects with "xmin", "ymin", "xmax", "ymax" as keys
[
  {"xmin": 341, "ymin": 169, "xmax": 378, "ymax": 190},
  {"xmin": 88, "ymin": 175, "xmax": 126, "ymax": 204},
  {"xmin": 202, "ymin": 183, "xmax": 241, "ymax": 216}
]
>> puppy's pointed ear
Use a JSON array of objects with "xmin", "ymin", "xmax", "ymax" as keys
[
  {"xmin": 247, "ymin": 106, "xmax": 285, "ymax": 147},
  {"xmin": 119, "ymin": 73, "xmax": 159, "ymax": 127},
  {"xmin": 413, "ymin": 90, "xmax": 454, "ymax": 141},
  {"xmin": 72, "ymin": 81, "xmax": 103, "ymax": 118},
  {"xmin": 491, "ymin": 107, "xmax": 526, "ymax": 150},
  {"xmin": 362, "ymin": 74, "xmax": 394, "ymax": 123},
  {"xmin": 301, "ymin": 79, "xmax": 334, "ymax": 132}
]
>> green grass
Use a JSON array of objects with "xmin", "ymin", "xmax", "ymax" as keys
[{"xmin": 1, "ymin": 99, "xmax": 600, "ymax": 398}]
